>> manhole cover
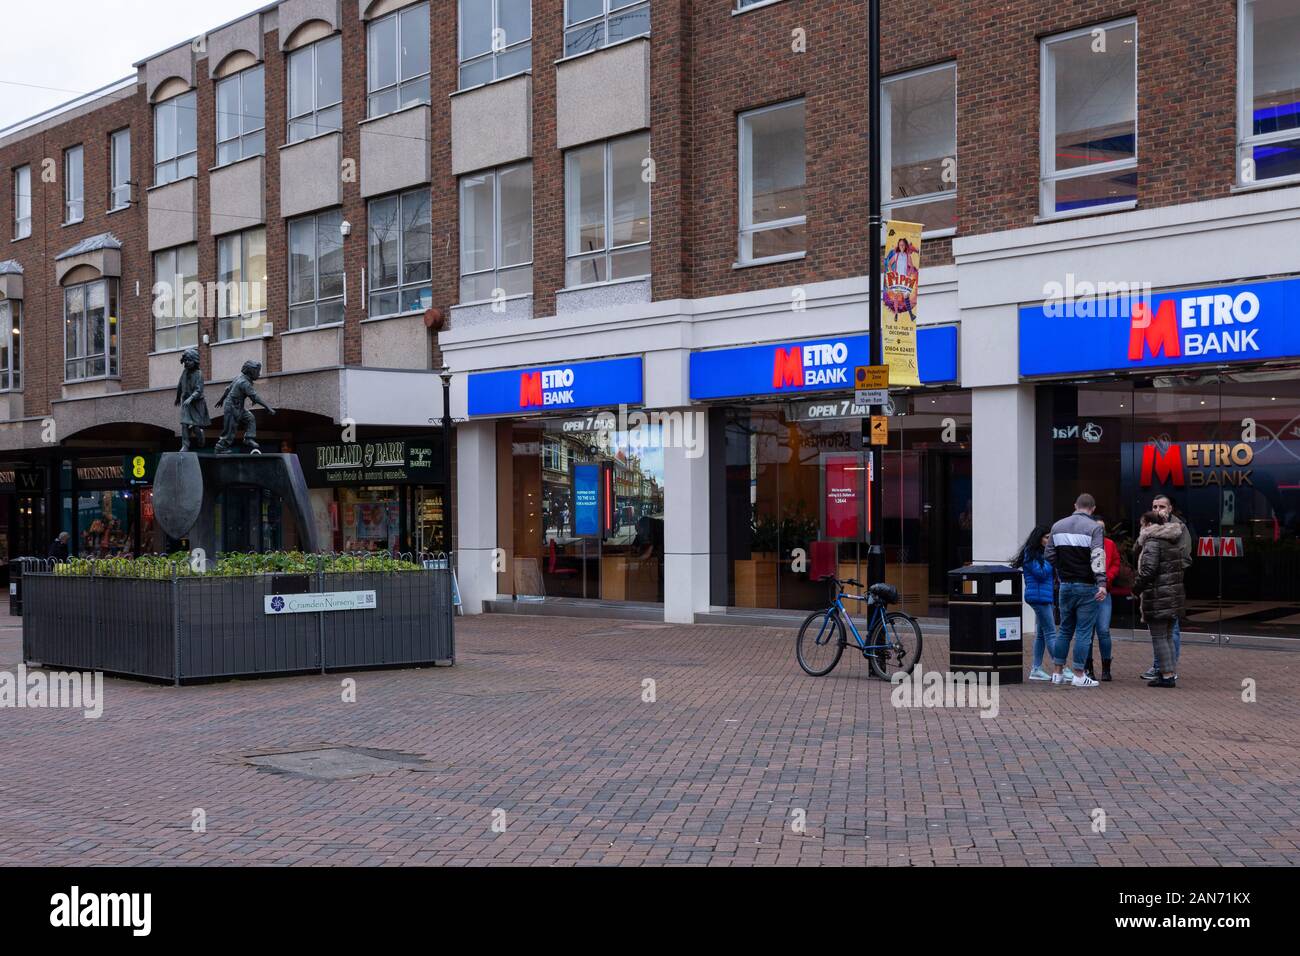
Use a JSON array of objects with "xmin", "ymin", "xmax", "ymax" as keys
[{"xmin": 244, "ymin": 746, "xmax": 429, "ymax": 780}]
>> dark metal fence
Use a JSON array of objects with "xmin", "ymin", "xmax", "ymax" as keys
[{"xmin": 19, "ymin": 553, "xmax": 455, "ymax": 684}]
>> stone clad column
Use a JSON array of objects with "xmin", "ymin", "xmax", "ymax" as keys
[
  {"xmin": 662, "ymin": 407, "xmax": 711, "ymax": 624},
  {"xmin": 455, "ymin": 420, "xmax": 498, "ymax": 616}
]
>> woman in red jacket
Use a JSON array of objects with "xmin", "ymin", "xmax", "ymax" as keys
[{"xmin": 1086, "ymin": 516, "xmax": 1127, "ymax": 681}]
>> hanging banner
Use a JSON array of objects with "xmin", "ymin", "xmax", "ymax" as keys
[{"xmin": 881, "ymin": 220, "xmax": 922, "ymax": 386}]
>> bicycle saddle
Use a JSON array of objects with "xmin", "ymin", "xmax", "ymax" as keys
[{"xmin": 868, "ymin": 583, "xmax": 899, "ymax": 605}]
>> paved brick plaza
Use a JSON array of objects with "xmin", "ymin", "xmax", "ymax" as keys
[{"xmin": 1, "ymin": 610, "xmax": 1297, "ymax": 866}]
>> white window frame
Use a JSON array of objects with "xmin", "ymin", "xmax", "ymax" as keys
[
  {"xmin": 1039, "ymin": 17, "xmax": 1138, "ymax": 219},
  {"xmin": 288, "ymin": 209, "xmax": 346, "ymax": 330},
  {"xmin": 564, "ymin": 133, "xmax": 652, "ymax": 288},
  {"xmin": 367, "ymin": 187, "xmax": 434, "ymax": 318},
  {"xmin": 367, "ymin": 2, "xmax": 431, "ymax": 117},
  {"xmin": 217, "ymin": 227, "xmax": 268, "ymax": 342},
  {"xmin": 458, "ymin": 0, "xmax": 532, "ymax": 90},
  {"xmin": 882, "ymin": 62, "xmax": 957, "ymax": 239},
  {"xmin": 109, "ymin": 128, "xmax": 131, "ymax": 211},
  {"xmin": 13, "ymin": 166, "xmax": 31, "ymax": 239},
  {"xmin": 0, "ymin": 298, "xmax": 20, "ymax": 391},
  {"xmin": 154, "ymin": 91, "xmax": 198, "ymax": 186},
  {"xmin": 458, "ymin": 162, "xmax": 533, "ymax": 304},
  {"xmin": 737, "ymin": 99, "xmax": 806, "ymax": 266},
  {"xmin": 1237, "ymin": 0, "xmax": 1300, "ymax": 188},
  {"xmin": 152, "ymin": 245, "xmax": 199, "ymax": 353},
  {"xmin": 563, "ymin": 0, "xmax": 651, "ymax": 57},
  {"xmin": 215, "ymin": 65, "xmax": 266, "ymax": 167},
  {"xmin": 63, "ymin": 278, "xmax": 119, "ymax": 383},
  {"xmin": 288, "ymin": 35, "xmax": 343, "ymax": 144},
  {"xmin": 63, "ymin": 145, "xmax": 84, "ymax": 225}
]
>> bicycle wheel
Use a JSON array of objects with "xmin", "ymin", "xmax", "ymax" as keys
[
  {"xmin": 868, "ymin": 611, "xmax": 923, "ymax": 680},
  {"xmin": 796, "ymin": 609, "xmax": 846, "ymax": 676}
]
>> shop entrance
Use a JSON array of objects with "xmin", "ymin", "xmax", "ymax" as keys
[{"xmin": 1044, "ymin": 367, "xmax": 1300, "ymax": 641}]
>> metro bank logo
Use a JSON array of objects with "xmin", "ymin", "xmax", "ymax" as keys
[
  {"xmin": 467, "ymin": 357, "xmax": 643, "ymax": 417},
  {"xmin": 1019, "ymin": 277, "xmax": 1300, "ymax": 377},
  {"xmin": 519, "ymin": 368, "xmax": 576, "ymax": 408},
  {"xmin": 771, "ymin": 342, "xmax": 851, "ymax": 389}
]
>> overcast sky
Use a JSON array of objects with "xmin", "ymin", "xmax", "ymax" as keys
[{"xmin": 0, "ymin": 0, "xmax": 263, "ymax": 129}]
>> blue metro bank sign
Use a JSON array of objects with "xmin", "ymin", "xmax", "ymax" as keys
[
  {"xmin": 1019, "ymin": 277, "xmax": 1300, "ymax": 377},
  {"xmin": 467, "ymin": 356, "xmax": 643, "ymax": 416}
]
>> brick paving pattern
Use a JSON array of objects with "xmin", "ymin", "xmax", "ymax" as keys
[{"xmin": 1, "ymin": 610, "xmax": 1297, "ymax": 866}]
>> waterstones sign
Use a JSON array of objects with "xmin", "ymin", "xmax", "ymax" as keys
[
  {"xmin": 301, "ymin": 437, "xmax": 440, "ymax": 485},
  {"xmin": 264, "ymin": 590, "xmax": 378, "ymax": 614}
]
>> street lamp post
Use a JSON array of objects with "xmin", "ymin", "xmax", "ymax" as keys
[
  {"xmin": 438, "ymin": 366, "xmax": 453, "ymax": 557},
  {"xmin": 865, "ymin": 0, "xmax": 886, "ymax": 587}
]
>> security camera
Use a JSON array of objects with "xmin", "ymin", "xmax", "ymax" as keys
[{"xmin": 339, "ymin": 220, "xmax": 352, "ymax": 237}]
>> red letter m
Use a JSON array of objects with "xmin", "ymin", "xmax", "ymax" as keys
[
  {"xmin": 1140, "ymin": 444, "xmax": 1184, "ymax": 487},
  {"xmin": 519, "ymin": 371, "xmax": 543, "ymax": 408},
  {"xmin": 772, "ymin": 347, "xmax": 803, "ymax": 389},
  {"xmin": 1129, "ymin": 300, "xmax": 1181, "ymax": 361}
]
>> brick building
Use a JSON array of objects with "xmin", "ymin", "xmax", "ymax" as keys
[{"xmin": 1, "ymin": 1, "xmax": 1298, "ymax": 643}]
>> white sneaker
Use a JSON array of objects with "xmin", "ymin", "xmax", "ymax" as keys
[
  {"xmin": 1051, "ymin": 671, "xmax": 1066, "ymax": 685},
  {"xmin": 1072, "ymin": 673, "xmax": 1100, "ymax": 688}
]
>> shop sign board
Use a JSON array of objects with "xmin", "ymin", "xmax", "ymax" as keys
[
  {"xmin": 467, "ymin": 357, "xmax": 644, "ymax": 417},
  {"xmin": 300, "ymin": 437, "xmax": 441, "ymax": 486},
  {"xmin": 689, "ymin": 327, "xmax": 958, "ymax": 402},
  {"xmin": 1019, "ymin": 277, "xmax": 1300, "ymax": 377},
  {"xmin": 264, "ymin": 590, "xmax": 377, "ymax": 614}
]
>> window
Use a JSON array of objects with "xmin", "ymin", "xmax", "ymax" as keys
[
  {"xmin": 0, "ymin": 299, "xmax": 20, "ymax": 391},
  {"xmin": 565, "ymin": 134, "xmax": 649, "ymax": 286},
  {"xmin": 368, "ymin": 2, "xmax": 431, "ymax": 115},
  {"xmin": 13, "ymin": 166, "xmax": 31, "ymax": 239},
  {"xmin": 216, "ymin": 66, "xmax": 265, "ymax": 166},
  {"xmin": 1040, "ymin": 19, "xmax": 1137, "ymax": 216},
  {"xmin": 64, "ymin": 279, "xmax": 119, "ymax": 381},
  {"xmin": 154, "ymin": 91, "xmax": 198, "ymax": 186},
  {"xmin": 64, "ymin": 146, "xmax": 84, "ymax": 224},
  {"xmin": 288, "ymin": 209, "xmax": 345, "ymax": 329},
  {"xmin": 109, "ymin": 129, "xmax": 131, "ymax": 210},
  {"xmin": 1239, "ymin": 0, "xmax": 1300, "ymax": 185},
  {"xmin": 564, "ymin": 0, "xmax": 649, "ymax": 57},
  {"xmin": 217, "ymin": 228, "xmax": 268, "ymax": 341},
  {"xmin": 288, "ymin": 35, "xmax": 343, "ymax": 143},
  {"xmin": 738, "ymin": 100, "xmax": 805, "ymax": 264},
  {"xmin": 459, "ymin": 163, "xmax": 533, "ymax": 302},
  {"xmin": 883, "ymin": 64, "xmax": 956, "ymax": 236},
  {"xmin": 368, "ymin": 188, "xmax": 433, "ymax": 316},
  {"xmin": 153, "ymin": 245, "xmax": 199, "ymax": 352},
  {"xmin": 459, "ymin": 0, "xmax": 531, "ymax": 89}
]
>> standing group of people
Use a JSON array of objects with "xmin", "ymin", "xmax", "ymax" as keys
[{"xmin": 1011, "ymin": 493, "xmax": 1191, "ymax": 689}]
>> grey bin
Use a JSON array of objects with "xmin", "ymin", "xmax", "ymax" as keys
[{"xmin": 947, "ymin": 564, "xmax": 1024, "ymax": 684}]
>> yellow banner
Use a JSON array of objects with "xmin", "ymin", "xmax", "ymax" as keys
[{"xmin": 881, "ymin": 220, "xmax": 922, "ymax": 386}]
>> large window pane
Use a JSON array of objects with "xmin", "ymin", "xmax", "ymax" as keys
[
  {"xmin": 610, "ymin": 134, "xmax": 650, "ymax": 246},
  {"xmin": 888, "ymin": 66, "xmax": 956, "ymax": 200},
  {"xmin": 289, "ymin": 219, "xmax": 316, "ymax": 304},
  {"xmin": 568, "ymin": 145, "xmax": 605, "ymax": 255},
  {"xmin": 747, "ymin": 104, "xmax": 804, "ymax": 225},
  {"xmin": 460, "ymin": 0, "xmax": 493, "ymax": 59},
  {"xmin": 217, "ymin": 76, "xmax": 241, "ymax": 147},
  {"xmin": 369, "ymin": 15, "xmax": 398, "ymax": 95},
  {"xmin": 1050, "ymin": 23, "xmax": 1136, "ymax": 172},
  {"xmin": 289, "ymin": 47, "xmax": 314, "ymax": 120},
  {"xmin": 242, "ymin": 67, "xmax": 264, "ymax": 135},
  {"xmin": 400, "ymin": 5, "xmax": 430, "ymax": 81},
  {"xmin": 1249, "ymin": 0, "xmax": 1300, "ymax": 137},
  {"xmin": 499, "ymin": 165, "xmax": 532, "ymax": 267},
  {"xmin": 401, "ymin": 191, "xmax": 432, "ymax": 285},
  {"xmin": 317, "ymin": 37, "xmax": 342, "ymax": 109},
  {"xmin": 460, "ymin": 174, "xmax": 495, "ymax": 277},
  {"xmin": 369, "ymin": 194, "xmax": 401, "ymax": 291}
]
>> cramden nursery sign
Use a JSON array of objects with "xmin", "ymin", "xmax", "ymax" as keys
[{"xmin": 264, "ymin": 591, "xmax": 378, "ymax": 615}]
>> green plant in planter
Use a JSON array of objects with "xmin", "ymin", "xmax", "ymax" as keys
[
  {"xmin": 748, "ymin": 504, "xmax": 822, "ymax": 557},
  {"xmin": 50, "ymin": 552, "xmax": 423, "ymax": 577}
]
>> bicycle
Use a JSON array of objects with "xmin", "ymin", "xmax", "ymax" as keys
[{"xmin": 795, "ymin": 576, "xmax": 923, "ymax": 679}]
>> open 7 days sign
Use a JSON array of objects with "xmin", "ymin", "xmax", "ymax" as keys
[{"xmin": 264, "ymin": 591, "xmax": 377, "ymax": 615}]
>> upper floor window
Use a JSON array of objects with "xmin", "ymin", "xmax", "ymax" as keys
[
  {"xmin": 288, "ymin": 35, "xmax": 343, "ymax": 143},
  {"xmin": 216, "ymin": 65, "xmax": 265, "ymax": 166},
  {"xmin": 154, "ymin": 91, "xmax": 198, "ymax": 186},
  {"xmin": 1239, "ymin": 0, "xmax": 1300, "ymax": 185},
  {"xmin": 0, "ymin": 299, "xmax": 20, "ymax": 391},
  {"xmin": 368, "ymin": 2, "xmax": 431, "ymax": 116},
  {"xmin": 1040, "ymin": 19, "xmax": 1137, "ymax": 217},
  {"xmin": 64, "ymin": 146, "xmax": 84, "ymax": 224},
  {"xmin": 288, "ymin": 208, "xmax": 345, "ymax": 329},
  {"xmin": 13, "ymin": 166, "xmax": 31, "ymax": 239},
  {"xmin": 153, "ymin": 244, "xmax": 199, "ymax": 352},
  {"xmin": 64, "ymin": 278, "xmax": 119, "ymax": 382},
  {"xmin": 883, "ymin": 63, "xmax": 957, "ymax": 237},
  {"xmin": 738, "ymin": 100, "xmax": 805, "ymax": 265},
  {"xmin": 109, "ymin": 129, "xmax": 131, "ymax": 211},
  {"xmin": 459, "ymin": 162, "xmax": 533, "ymax": 302},
  {"xmin": 368, "ymin": 187, "xmax": 432, "ymax": 317},
  {"xmin": 217, "ymin": 227, "xmax": 268, "ymax": 341},
  {"xmin": 564, "ymin": 132, "xmax": 650, "ymax": 286},
  {"xmin": 564, "ymin": 0, "xmax": 650, "ymax": 57},
  {"xmin": 459, "ymin": 0, "xmax": 531, "ymax": 89}
]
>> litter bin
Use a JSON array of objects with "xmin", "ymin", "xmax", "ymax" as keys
[
  {"xmin": 9, "ymin": 557, "xmax": 22, "ymax": 617},
  {"xmin": 948, "ymin": 564, "xmax": 1023, "ymax": 684}
]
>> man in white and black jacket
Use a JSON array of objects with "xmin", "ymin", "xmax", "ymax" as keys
[{"xmin": 1044, "ymin": 493, "xmax": 1108, "ymax": 688}]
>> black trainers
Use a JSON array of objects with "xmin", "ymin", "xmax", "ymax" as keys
[{"xmin": 1147, "ymin": 676, "xmax": 1177, "ymax": 688}]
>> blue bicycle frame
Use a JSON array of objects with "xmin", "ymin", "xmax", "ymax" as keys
[{"xmin": 817, "ymin": 582, "xmax": 891, "ymax": 658}]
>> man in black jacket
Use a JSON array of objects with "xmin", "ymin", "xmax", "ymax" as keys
[{"xmin": 1044, "ymin": 493, "xmax": 1107, "ymax": 688}]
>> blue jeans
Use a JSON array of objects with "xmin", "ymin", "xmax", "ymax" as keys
[
  {"xmin": 1152, "ymin": 617, "xmax": 1181, "ymax": 670},
  {"xmin": 1054, "ymin": 582, "xmax": 1100, "ymax": 671},
  {"xmin": 1029, "ymin": 602, "xmax": 1057, "ymax": 669},
  {"xmin": 1094, "ymin": 593, "xmax": 1113, "ymax": 661}
]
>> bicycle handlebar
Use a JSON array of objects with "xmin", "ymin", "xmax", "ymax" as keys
[{"xmin": 818, "ymin": 574, "xmax": 864, "ymax": 588}]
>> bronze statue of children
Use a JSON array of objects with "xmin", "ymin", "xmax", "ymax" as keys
[
  {"xmin": 175, "ymin": 347, "xmax": 211, "ymax": 452},
  {"xmin": 215, "ymin": 360, "xmax": 277, "ymax": 454}
]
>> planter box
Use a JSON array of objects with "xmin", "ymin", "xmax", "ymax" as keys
[{"xmin": 22, "ymin": 569, "xmax": 454, "ymax": 683}]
